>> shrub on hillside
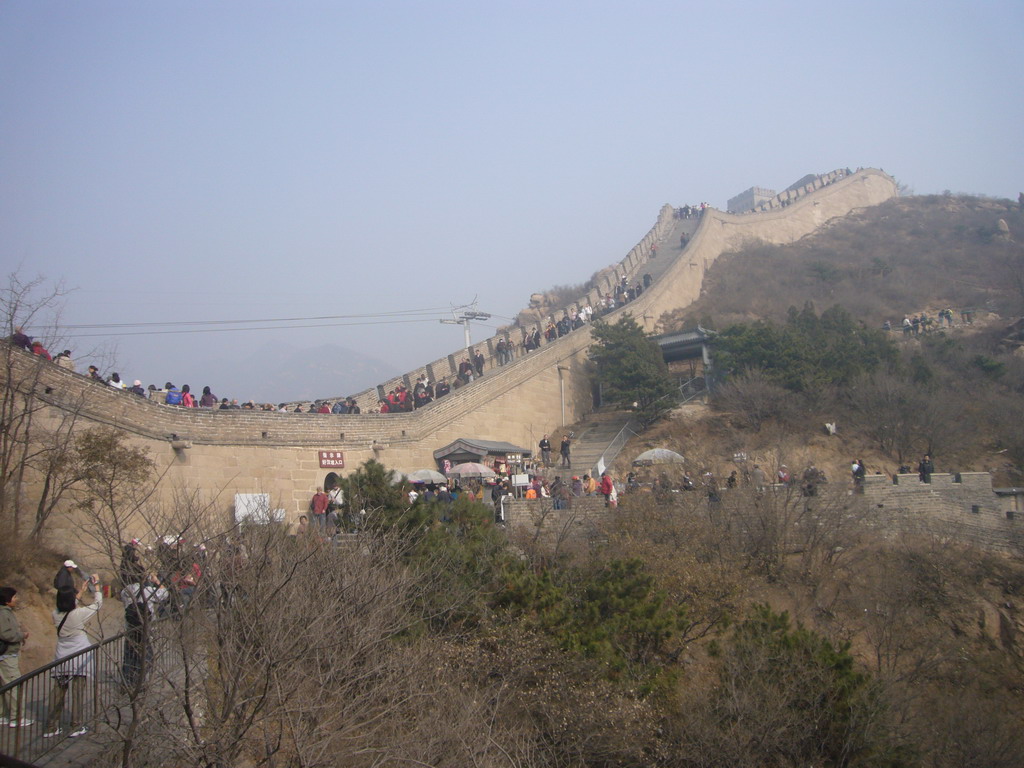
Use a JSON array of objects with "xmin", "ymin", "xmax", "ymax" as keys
[
  {"xmin": 669, "ymin": 605, "xmax": 905, "ymax": 767},
  {"xmin": 712, "ymin": 303, "xmax": 897, "ymax": 393}
]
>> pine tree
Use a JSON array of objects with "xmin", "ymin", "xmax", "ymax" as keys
[{"xmin": 589, "ymin": 313, "xmax": 675, "ymax": 409}]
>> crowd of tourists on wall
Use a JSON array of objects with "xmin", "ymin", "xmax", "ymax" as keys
[
  {"xmin": 6, "ymin": 325, "xmax": 368, "ymax": 414},
  {"xmin": 6, "ymin": 266, "xmax": 651, "ymax": 416},
  {"xmin": 674, "ymin": 203, "xmax": 708, "ymax": 219},
  {"xmin": 300, "ymin": 472, "xmax": 622, "ymax": 543}
]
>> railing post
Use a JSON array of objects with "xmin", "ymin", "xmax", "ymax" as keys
[
  {"xmin": 93, "ymin": 645, "xmax": 100, "ymax": 723},
  {"xmin": 12, "ymin": 681, "xmax": 24, "ymax": 757}
]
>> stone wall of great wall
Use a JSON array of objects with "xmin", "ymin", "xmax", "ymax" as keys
[
  {"xmin": 339, "ymin": 167, "xmax": 884, "ymax": 409},
  {"xmin": 339, "ymin": 202, "xmax": 679, "ymax": 416},
  {"xmin": 501, "ymin": 472, "xmax": 1024, "ymax": 555},
  {"xmin": 5, "ymin": 168, "xmax": 910, "ymax": 554},
  {"xmin": 861, "ymin": 472, "xmax": 1023, "ymax": 552},
  {"xmin": 631, "ymin": 169, "xmax": 898, "ymax": 334}
]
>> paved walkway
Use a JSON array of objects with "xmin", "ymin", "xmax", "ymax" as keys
[{"xmin": 640, "ymin": 217, "xmax": 701, "ymax": 285}]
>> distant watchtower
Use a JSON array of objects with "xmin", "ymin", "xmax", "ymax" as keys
[{"xmin": 727, "ymin": 186, "xmax": 777, "ymax": 213}]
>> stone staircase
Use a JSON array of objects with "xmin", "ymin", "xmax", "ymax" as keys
[
  {"xmin": 538, "ymin": 408, "xmax": 637, "ymax": 479},
  {"xmin": 640, "ymin": 218, "xmax": 701, "ymax": 285}
]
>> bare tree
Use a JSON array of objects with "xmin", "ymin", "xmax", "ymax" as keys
[
  {"xmin": 27, "ymin": 394, "xmax": 92, "ymax": 538},
  {"xmin": 713, "ymin": 367, "xmax": 794, "ymax": 433},
  {"xmin": 0, "ymin": 272, "xmax": 72, "ymax": 537},
  {"xmin": 67, "ymin": 459, "xmax": 518, "ymax": 768},
  {"xmin": 846, "ymin": 371, "xmax": 928, "ymax": 464}
]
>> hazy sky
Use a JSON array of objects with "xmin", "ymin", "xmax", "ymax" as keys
[{"xmin": 2, "ymin": 1, "xmax": 1022, "ymax": 401}]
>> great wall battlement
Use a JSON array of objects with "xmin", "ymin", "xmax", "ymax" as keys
[
  {"xmin": 500, "ymin": 472, "xmax": 1024, "ymax": 555},
  {"xmin": 5, "ymin": 168, "xmax": 900, "ymax": 544}
]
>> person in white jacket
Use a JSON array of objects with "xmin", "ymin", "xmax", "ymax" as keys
[{"xmin": 43, "ymin": 575, "xmax": 102, "ymax": 739}]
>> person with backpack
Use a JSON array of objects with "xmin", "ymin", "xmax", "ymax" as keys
[
  {"xmin": 120, "ymin": 573, "xmax": 168, "ymax": 689},
  {"xmin": 852, "ymin": 459, "xmax": 867, "ymax": 491}
]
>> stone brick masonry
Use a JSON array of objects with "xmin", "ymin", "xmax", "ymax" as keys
[{"xmin": 861, "ymin": 472, "xmax": 1023, "ymax": 553}]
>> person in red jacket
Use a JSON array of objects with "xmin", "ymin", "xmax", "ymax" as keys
[
  {"xmin": 599, "ymin": 472, "xmax": 614, "ymax": 506},
  {"xmin": 310, "ymin": 487, "xmax": 330, "ymax": 534},
  {"xmin": 31, "ymin": 340, "xmax": 52, "ymax": 360}
]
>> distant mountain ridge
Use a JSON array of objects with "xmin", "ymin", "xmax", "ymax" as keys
[{"xmin": 206, "ymin": 342, "xmax": 399, "ymax": 404}]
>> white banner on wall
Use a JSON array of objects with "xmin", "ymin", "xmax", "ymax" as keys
[{"xmin": 234, "ymin": 493, "xmax": 284, "ymax": 523}]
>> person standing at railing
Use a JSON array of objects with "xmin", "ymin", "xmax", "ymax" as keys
[
  {"xmin": 0, "ymin": 586, "xmax": 34, "ymax": 728},
  {"xmin": 43, "ymin": 576, "xmax": 102, "ymax": 739}
]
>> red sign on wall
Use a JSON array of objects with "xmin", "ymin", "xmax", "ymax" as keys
[{"xmin": 318, "ymin": 451, "xmax": 345, "ymax": 469}]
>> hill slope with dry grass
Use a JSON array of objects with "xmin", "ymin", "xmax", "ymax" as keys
[
  {"xmin": 662, "ymin": 193, "xmax": 1024, "ymax": 331},
  {"xmin": 639, "ymin": 194, "xmax": 1024, "ymax": 489}
]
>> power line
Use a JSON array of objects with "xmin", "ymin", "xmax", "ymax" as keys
[
  {"xmin": 45, "ymin": 304, "xmax": 465, "ymax": 331},
  {"xmin": 62, "ymin": 316, "xmax": 450, "ymax": 339}
]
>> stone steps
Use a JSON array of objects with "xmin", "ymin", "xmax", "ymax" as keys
[{"xmin": 533, "ymin": 409, "xmax": 635, "ymax": 478}]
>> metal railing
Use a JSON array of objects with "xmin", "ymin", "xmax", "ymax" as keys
[
  {"xmin": 0, "ymin": 620, "xmax": 172, "ymax": 765},
  {"xmin": 634, "ymin": 376, "xmax": 706, "ymax": 428},
  {"xmin": 593, "ymin": 417, "xmax": 639, "ymax": 478}
]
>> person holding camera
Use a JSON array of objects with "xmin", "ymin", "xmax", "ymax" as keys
[{"xmin": 43, "ymin": 574, "xmax": 102, "ymax": 738}]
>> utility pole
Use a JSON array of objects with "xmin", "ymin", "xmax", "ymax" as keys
[{"xmin": 440, "ymin": 301, "xmax": 491, "ymax": 354}]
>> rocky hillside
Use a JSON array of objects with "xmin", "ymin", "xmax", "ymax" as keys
[{"xmin": 640, "ymin": 194, "xmax": 1024, "ymax": 488}]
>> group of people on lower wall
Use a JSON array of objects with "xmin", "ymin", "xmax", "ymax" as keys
[
  {"xmin": 297, "ymin": 469, "xmax": 623, "ymax": 540},
  {"xmin": 519, "ymin": 472, "xmax": 618, "ymax": 510},
  {"xmin": 620, "ymin": 452, "xmax": 944, "ymax": 503},
  {"xmin": 296, "ymin": 434, "xmax": 621, "ymax": 539}
]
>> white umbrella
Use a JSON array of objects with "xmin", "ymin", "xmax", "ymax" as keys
[
  {"xmin": 632, "ymin": 448, "xmax": 685, "ymax": 466},
  {"xmin": 446, "ymin": 462, "xmax": 497, "ymax": 479},
  {"xmin": 407, "ymin": 468, "xmax": 448, "ymax": 484}
]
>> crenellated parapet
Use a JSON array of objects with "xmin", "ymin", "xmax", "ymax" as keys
[{"xmin": 500, "ymin": 470, "xmax": 1024, "ymax": 556}]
